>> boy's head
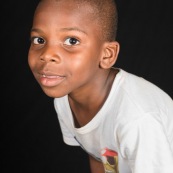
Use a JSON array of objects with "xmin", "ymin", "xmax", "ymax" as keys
[
  {"xmin": 37, "ymin": 0, "xmax": 118, "ymax": 41},
  {"xmin": 28, "ymin": 0, "xmax": 120, "ymax": 98}
]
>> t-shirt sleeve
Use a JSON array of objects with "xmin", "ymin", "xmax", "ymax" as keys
[
  {"xmin": 58, "ymin": 116, "xmax": 79, "ymax": 146},
  {"xmin": 54, "ymin": 99, "xmax": 79, "ymax": 146},
  {"xmin": 118, "ymin": 113, "xmax": 173, "ymax": 173}
]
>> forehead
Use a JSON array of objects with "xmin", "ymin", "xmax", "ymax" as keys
[
  {"xmin": 35, "ymin": 0, "xmax": 96, "ymax": 21},
  {"xmin": 32, "ymin": 0, "xmax": 101, "ymax": 36}
]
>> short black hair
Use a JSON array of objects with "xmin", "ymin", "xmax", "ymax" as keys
[
  {"xmin": 80, "ymin": 0, "xmax": 118, "ymax": 41},
  {"xmin": 38, "ymin": 0, "xmax": 118, "ymax": 41}
]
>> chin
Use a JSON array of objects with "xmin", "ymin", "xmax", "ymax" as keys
[{"xmin": 41, "ymin": 87, "xmax": 67, "ymax": 98}]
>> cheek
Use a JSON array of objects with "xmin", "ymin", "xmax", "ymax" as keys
[
  {"xmin": 65, "ymin": 50, "xmax": 95, "ymax": 72},
  {"xmin": 28, "ymin": 50, "xmax": 40, "ymax": 71},
  {"xmin": 28, "ymin": 57, "xmax": 35, "ymax": 73},
  {"xmin": 71, "ymin": 44, "xmax": 100, "ymax": 65},
  {"xmin": 66, "ymin": 50, "xmax": 100, "ymax": 83}
]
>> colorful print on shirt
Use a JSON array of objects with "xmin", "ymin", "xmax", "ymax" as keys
[{"xmin": 101, "ymin": 148, "xmax": 118, "ymax": 173}]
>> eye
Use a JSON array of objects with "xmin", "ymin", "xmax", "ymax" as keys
[
  {"xmin": 31, "ymin": 37, "xmax": 45, "ymax": 45},
  {"xmin": 64, "ymin": 37, "xmax": 80, "ymax": 46}
]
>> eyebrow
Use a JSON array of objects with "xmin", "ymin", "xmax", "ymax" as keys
[
  {"xmin": 30, "ymin": 28, "xmax": 43, "ymax": 33},
  {"xmin": 30, "ymin": 27, "xmax": 88, "ymax": 35},
  {"xmin": 60, "ymin": 27, "xmax": 87, "ymax": 35}
]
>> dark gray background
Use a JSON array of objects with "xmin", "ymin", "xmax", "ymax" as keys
[{"xmin": 2, "ymin": 0, "xmax": 173, "ymax": 172}]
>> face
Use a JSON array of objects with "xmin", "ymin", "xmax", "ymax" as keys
[{"xmin": 28, "ymin": 0, "xmax": 106, "ymax": 98}]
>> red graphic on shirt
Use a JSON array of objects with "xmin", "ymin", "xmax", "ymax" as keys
[{"xmin": 101, "ymin": 148, "xmax": 118, "ymax": 173}]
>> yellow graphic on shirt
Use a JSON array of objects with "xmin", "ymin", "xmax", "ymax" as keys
[{"xmin": 101, "ymin": 148, "xmax": 118, "ymax": 173}]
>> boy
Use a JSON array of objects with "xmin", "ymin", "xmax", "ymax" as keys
[{"xmin": 28, "ymin": 0, "xmax": 173, "ymax": 172}]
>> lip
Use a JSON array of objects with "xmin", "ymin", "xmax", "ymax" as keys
[{"xmin": 39, "ymin": 73, "xmax": 65, "ymax": 87}]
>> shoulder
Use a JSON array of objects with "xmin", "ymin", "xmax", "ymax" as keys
[
  {"xmin": 54, "ymin": 95, "xmax": 69, "ymax": 113},
  {"xmin": 115, "ymin": 69, "xmax": 173, "ymax": 113}
]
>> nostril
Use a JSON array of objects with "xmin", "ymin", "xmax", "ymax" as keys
[
  {"xmin": 50, "ymin": 59, "xmax": 56, "ymax": 62},
  {"xmin": 39, "ymin": 57, "xmax": 57, "ymax": 62},
  {"xmin": 40, "ymin": 57, "xmax": 44, "ymax": 61}
]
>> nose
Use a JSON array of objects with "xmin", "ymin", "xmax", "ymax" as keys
[{"xmin": 39, "ymin": 45, "xmax": 61, "ymax": 63}]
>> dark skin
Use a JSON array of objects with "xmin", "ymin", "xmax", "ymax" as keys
[
  {"xmin": 70, "ymin": 68, "xmax": 118, "ymax": 128},
  {"xmin": 28, "ymin": 0, "xmax": 120, "ymax": 172}
]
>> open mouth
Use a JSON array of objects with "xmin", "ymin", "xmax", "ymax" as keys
[
  {"xmin": 42, "ymin": 74, "xmax": 62, "ymax": 78},
  {"xmin": 39, "ymin": 73, "xmax": 65, "ymax": 87}
]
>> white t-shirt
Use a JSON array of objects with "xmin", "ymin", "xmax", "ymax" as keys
[{"xmin": 54, "ymin": 69, "xmax": 173, "ymax": 173}]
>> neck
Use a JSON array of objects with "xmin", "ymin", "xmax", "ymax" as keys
[{"xmin": 68, "ymin": 68, "xmax": 118, "ymax": 127}]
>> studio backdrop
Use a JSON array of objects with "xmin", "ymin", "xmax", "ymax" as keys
[{"xmin": 2, "ymin": 0, "xmax": 173, "ymax": 172}]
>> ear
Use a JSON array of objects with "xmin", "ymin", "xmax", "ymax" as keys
[{"xmin": 99, "ymin": 41, "xmax": 120, "ymax": 69}]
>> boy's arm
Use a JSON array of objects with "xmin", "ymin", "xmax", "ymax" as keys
[{"xmin": 89, "ymin": 155, "xmax": 105, "ymax": 173}]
